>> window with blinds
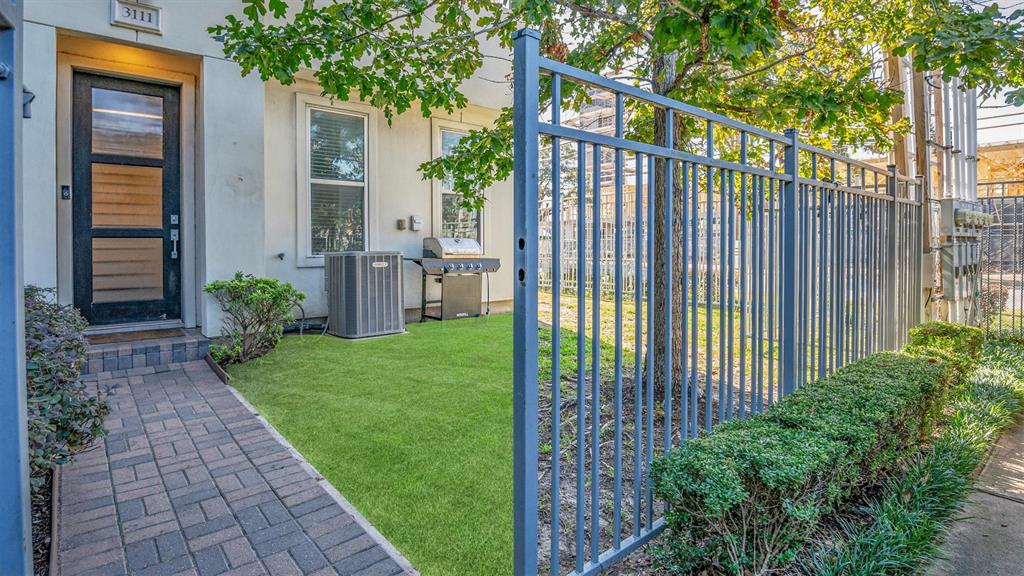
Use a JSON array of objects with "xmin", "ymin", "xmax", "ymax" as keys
[
  {"xmin": 439, "ymin": 129, "xmax": 481, "ymax": 242},
  {"xmin": 308, "ymin": 108, "xmax": 366, "ymax": 255}
]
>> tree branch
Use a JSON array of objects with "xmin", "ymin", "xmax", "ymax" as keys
[{"xmin": 722, "ymin": 47, "xmax": 813, "ymax": 82}]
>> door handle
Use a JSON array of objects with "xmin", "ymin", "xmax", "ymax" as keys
[{"xmin": 170, "ymin": 229, "xmax": 179, "ymax": 259}]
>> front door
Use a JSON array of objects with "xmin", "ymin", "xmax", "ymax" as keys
[{"xmin": 72, "ymin": 72, "xmax": 181, "ymax": 325}]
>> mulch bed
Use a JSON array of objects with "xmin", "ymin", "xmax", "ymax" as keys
[
  {"xmin": 535, "ymin": 369, "xmax": 729, "ymax": 575},
  {"xmin": 32, "ymin": 472, "xmax": 52, "ymax": 576}
]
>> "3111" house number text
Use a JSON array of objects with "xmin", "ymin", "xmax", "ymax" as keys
[{"xmin": 110, "ymin": 0, "xmax": 162, "ymax": 35}]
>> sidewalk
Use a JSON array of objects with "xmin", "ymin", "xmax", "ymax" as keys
[
  {"xmin": 926, "ymin": 418, "xmax": 1024, "ymax": 576},
  {"xmin": 57, "ymin": 360, "xmax": 413, "ymax": 576}
]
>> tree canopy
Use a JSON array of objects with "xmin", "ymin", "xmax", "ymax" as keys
[{"xmin": 211, "ymin": 0, "xmax": 1024, "ymax": 208}]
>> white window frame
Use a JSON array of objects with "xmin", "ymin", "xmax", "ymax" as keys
[
  {"xmin": 431, "ymin": 118, "xmax": 485, "ymax": 249},
  {"xmin": 295, "ymin": 93, "xmax": 378, "ymax": 267}
]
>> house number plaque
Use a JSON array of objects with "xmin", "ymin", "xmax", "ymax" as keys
[{"xmin": 111, "ymin": 0, "xmax": 162, "ymax": 35}]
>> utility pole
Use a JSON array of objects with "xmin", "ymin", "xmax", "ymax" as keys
[
  {"xmin": 912, "ymin": 69, "xmax": 934, "ymax": 323},
  {"xmin": 886, "ymin": 53, "xmax": 911, "ymax": 175}
]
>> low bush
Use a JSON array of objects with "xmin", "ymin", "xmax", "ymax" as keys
[
  {"xmin": 204, "ymin": 273, "xmax": 305, "ymax": 364},
  {"xmin": 907, "ymin": 321, "xmax": 985, "ymax": 361},
  {"xmin": 802, "ymin": 336, "xmax": 1024, "ymax": 575},
  {"xmin": 24, "ymin": 286, "xmax": 107, "ymax": 490},
  {"xmin": 651, "ymin": 323, "xmax": 978, "ymax": 575},
  {"xmin": 977, "ymin": 287, "xmax": 1009, "ymax": 326}
]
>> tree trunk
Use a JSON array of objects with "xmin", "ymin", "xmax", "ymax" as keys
[{"xmin": 651, "ymin": 54, "xmax": 686, "ymax": 403}]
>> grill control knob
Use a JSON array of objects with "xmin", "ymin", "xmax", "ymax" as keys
[{"xmin": 458, "ymin": 262, "xmax": 466, "ymax": 271}]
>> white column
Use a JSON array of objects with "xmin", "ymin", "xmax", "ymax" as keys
[{"xmin": 21, "ymin": 22, "xmax": 56, "ymax": 288}]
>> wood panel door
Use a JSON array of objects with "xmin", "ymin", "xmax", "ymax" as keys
[{"xmin": 72, "ymin": 72, "xmax": 181, "ymax": 325}]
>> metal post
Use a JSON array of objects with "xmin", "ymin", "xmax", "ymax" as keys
[
  {"xmin": 512, "ymin": 28, "xmax": 540, "ymax": 576},
  {"xmin": 885, "ymin": 166, "xmax": 898, "ymax": 348},
  {"xmin": 0, "ymin": 0, "xmax": 30, "ymax": 571},
  {"xmin": 780, "ymin": 129, "xmax": 799, "ymax": 397}
]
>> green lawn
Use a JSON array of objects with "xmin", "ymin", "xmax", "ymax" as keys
[{"xmin": 228, "ymin": 316, "xmax": 515, "ymax": 576}]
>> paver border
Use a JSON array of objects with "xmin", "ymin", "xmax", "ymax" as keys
[{"xmin": 223, "ymin": 384, "xmax": 421, "ymax": 576}]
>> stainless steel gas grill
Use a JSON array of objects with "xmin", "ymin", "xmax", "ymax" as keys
[{"xmin": 409, "ymin": 237, "xmax": 500, "ymax": 321}]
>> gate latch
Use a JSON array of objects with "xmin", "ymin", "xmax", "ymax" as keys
[{"xmin": 170, "ymin": 228, "xmax": 179, "ymax": 259}]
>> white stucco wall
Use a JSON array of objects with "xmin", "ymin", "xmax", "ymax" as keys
[
  {"xmin": 197, "ymin": 56, "xmax": 267, "ymax": 335},
  {"xmin": 21, "ymin": 21, "xmax": 57, "ymax": 289},
  {"xmin": 262, "ymin": 80, "xmax": 514, "ymax": 320}
]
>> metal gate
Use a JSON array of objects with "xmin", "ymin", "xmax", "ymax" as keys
[
  {"xmin": 512, "ymin": 29, "xmax": 925, "ymax": 576},
  {"xmin": 980, "ymin": 195, "xmax": 1024, "ymax": 335}
]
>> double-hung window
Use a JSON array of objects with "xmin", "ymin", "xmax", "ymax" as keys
[
  {"xmin": 438, "ymin": 128, "xmax": 482, "ymax": 242},
  {"xmin": 305, "ymin": 106, "xmax": 367, "ymax": 257}
]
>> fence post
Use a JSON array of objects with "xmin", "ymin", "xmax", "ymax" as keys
[
  {"xmin": 885, "ymin": 165, "xmax": 898, "ymax": 348},
  {"xmin": 780, "ymin": 129, "xmax": 799, "ymax": 396},
  {"xmin": 0, "ymin": 1, "xmax": 31, "ymax": 572},
  {"xmin": 512, "ymin": 28, "xmax": 540, "ymax": 576}
]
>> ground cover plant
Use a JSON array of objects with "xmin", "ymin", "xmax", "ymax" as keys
[
  {"xmin": 800, "ymin": 334, "xmax": 1024, "ymax": 575},
  {"xmin": 650, "ymin": 322, "xmax": 983, "ymax": 575},
  {"xmin": 24, "ymin": 286, "xmax": 107, "ymax": 575}
]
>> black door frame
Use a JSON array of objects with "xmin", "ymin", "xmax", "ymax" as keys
[{"xmin": 72, "ymin": 71, "xmax": 181, "ymax": 325}]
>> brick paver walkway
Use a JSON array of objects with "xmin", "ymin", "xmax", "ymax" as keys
[{"xmin": 57, "ymin": 360, "xmax": 412, "ymax": 576}]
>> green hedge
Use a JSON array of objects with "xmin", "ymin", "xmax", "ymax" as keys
[
  {"xmin": 908, "ymin": 321, "xmax": 985, "ymax": 363},
  {"xmin": 651, "ymin": 322, "xmax": 983, "ymax": 575}
]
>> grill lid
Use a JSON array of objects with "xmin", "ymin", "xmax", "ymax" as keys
[{"xmin": 423, "ymin": 237, "xmax": 482, "ymax": 258}]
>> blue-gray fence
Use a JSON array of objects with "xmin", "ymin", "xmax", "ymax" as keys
[
  {"xmin": 980, "ymin": 195, "xmax": 1024, "ymax": 334},
  {"xmin": 512, "ymin": 29, "xmax": 925, "ymax": 576},
  {"xmin": 0, "ymin": 0, "xmax": 32, "ymax": 571}
]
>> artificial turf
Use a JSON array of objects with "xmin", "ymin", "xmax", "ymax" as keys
[{"xmin": 228, "ymin": 315, "xmax": 515, "ymax": 576}]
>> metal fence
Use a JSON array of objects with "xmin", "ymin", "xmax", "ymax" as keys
[
  {"xmin": 979, "ymin": 180, "xmax": 1024, "ymax": 198},
  {"xmin": 512, "ymin": 29, "xmax": 925, "ymax": 576},
  {"xmin": 980, "ymin": 195, "xmax": 1024, "ymax": 334}
]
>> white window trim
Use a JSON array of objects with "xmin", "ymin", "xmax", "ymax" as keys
[
  {"xmin": 295, "ymin": 93, "xmax": 379, "ymax": 267},
  {"xmin": 431, "ymin": 117, "xmax": 486, "ymax": 250}
]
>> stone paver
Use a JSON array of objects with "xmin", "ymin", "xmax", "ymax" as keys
[
  {"xmin": 927, "ymin": 418, "xmax": 1024, "ymax": 576},
  {"xmin": 58, "ymin": 360, "xmax": 411, "ymax": 576}
]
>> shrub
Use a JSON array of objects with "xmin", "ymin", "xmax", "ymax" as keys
[
  {"xmin": 907, "ymin": 322, "xmax": 985, "ymax": 361},
  {"xmin": 24, "ymin": 286, "xmax": 107, "ymax": 492},
  {"xmin": 651, "ymin": 328, "xmax": 975, "ymax": 575},
  {"xmin": 652, "ymin": 419, "xmax": 849, "ymax": 573},
  {"xmin": 977, "ymin": 287, "xmax": 1009, "ymax": 326},
  {"xmin": 204, "ymin": 273, "xmax": 305, "ymax": 364}
]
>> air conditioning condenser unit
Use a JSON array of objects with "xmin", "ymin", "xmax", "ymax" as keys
[{"xmin": 325, "ymin": 251, "xmax": 405, "ymax": 338}]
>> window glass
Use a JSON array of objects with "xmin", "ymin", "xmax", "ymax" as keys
[
  {"xmin": 308, "ymin": 109, "xmax": 367, "ymax": 255},
  {"xmin": 439, "ymin": 129, "xmax": 481, "ymax": 241},
  {"xmin": 91, "ymin": 164, "xmax": 162, "ymax": 228},
  {"xmin": 310, "ymin": 109, "xmax": 365, "ymax": 182},
  {"xmin": 310, "ymin": 183, "xmax": 365, "ymax": 254},
  {"xmin": 92, "ymin": 88, "xmax": 163, "ymax": 159}
]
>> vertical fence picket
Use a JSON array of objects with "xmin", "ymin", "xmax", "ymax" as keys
[
  {"xmin": 590, "ymin": 143, "xmax": 602, "ymax": 565},
  {"xmin": 705, "ymin": 122, "xmax": 715, "ymax": 429},
  {"xmin": 548, "ymin": 72, "xmax": 562, "ymax": 576},
  {"xmin": 738, "ymin": 134, "xmax": 748, "ymax": 419},
  {"xmin": 689, "ymin": 162, "xmax": 700, "ymax": 436},
  {"xmin": 574, "ymin": 138, "xmax": 586, "ymax": 576}
]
